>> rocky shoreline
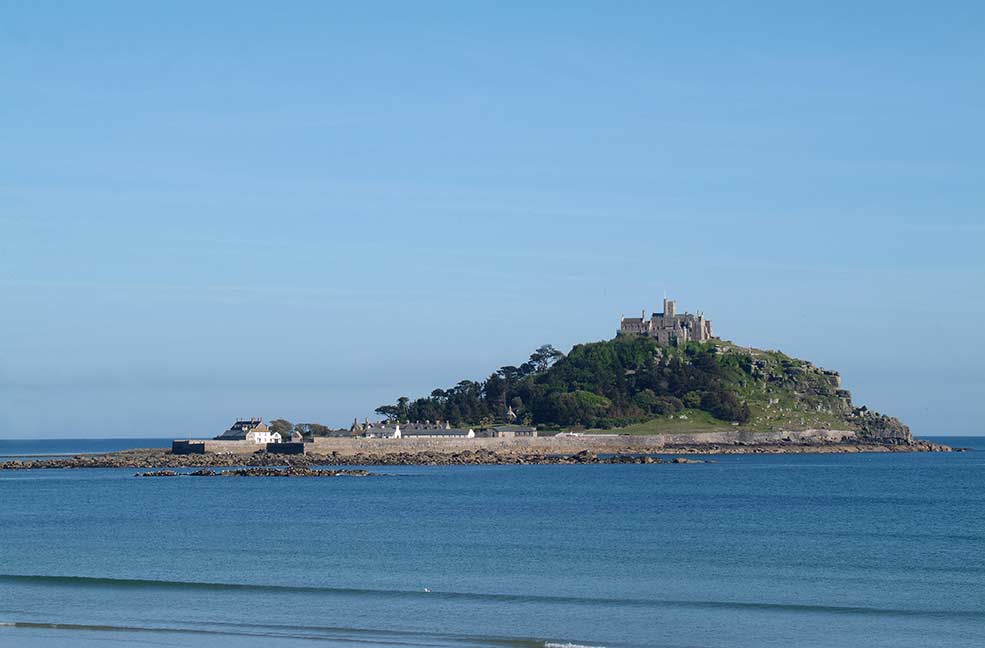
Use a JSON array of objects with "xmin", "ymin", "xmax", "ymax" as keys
[
  {"xmin": 0, "ymin": 439, "xmax": 955, "ymax": 471},
  {"xmin": 137, "ymin": 467, "xmax": 376, "ymax": 477}
]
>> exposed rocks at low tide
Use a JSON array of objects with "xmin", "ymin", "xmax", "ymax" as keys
[
  {"xmin": 137, "ymin": 467, "xmax": 375, "ymax": 477},
  {"xmin": 0, "ymin": 438, "xmax": 951, "ymax": 472}
]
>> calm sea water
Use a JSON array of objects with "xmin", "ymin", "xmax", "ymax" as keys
[
  {"xmin": 0, "ymin": 437, "xmax": 982, "ymax": 648},
  {"xmin": 0, "ymin": 437, "xmax": 172, "ymax": 460}
]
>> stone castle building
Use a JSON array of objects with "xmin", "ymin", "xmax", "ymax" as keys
[{"xmin": 618, "ymin": 297, "xmax": 714, "ymax": 345}]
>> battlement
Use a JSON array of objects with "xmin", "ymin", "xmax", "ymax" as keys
[{"xmin": 618, "ymin": 297, "xmax": 714, "ymax": 345}]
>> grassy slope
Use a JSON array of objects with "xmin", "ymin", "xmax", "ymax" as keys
[
  {"xmin": 585, "ymin": 409, "xmax": 733, "ymax": 435},
  {"xmin": 584, "ymin": 339, "xmax": 855, "ymax": 436}
]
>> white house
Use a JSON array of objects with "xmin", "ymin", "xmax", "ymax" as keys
[
  {"xmin": 359, "ymin": 421, "xmax": 476, "ymax": 439},
  {"xmin": 214, "ymin": 418, "xmax": 283, "ymax": 444}
]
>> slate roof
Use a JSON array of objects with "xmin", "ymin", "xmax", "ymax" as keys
[
  {"xmin": 214, "ymin": 418, "xmax": 267, "ymax": 440},
  {"xmin": 482, "ymin": 425, "xmax": 536, "ymax": 434},
  {"xmin": 400, "ymin": 428, "xmax": 473, "ymax": 437}
]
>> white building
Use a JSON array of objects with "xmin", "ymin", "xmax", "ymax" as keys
[
  {"xmin": 364, "ymin": 422, "xmax": 475, "ymax": 439},
  {"xmin": 214, "ymin": 418, "xmax": 283, "ymax": 444}
]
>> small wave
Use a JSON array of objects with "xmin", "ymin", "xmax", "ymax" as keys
[
  {"xmin": 0, "ymin": 620, "xmax": 367, "ymax": 642},
  {"xmin": 0, "ymin": 619, "xmax": 544, "ymax": 646},
  {"xmin": 1, "ymin": 574, "xmax": 982, "ymax": 621},
  {"xmin": 545, "ymin": 643, "xmax": 606, "ymax": 648}
]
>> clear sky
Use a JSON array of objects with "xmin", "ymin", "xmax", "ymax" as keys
[{"xmin": 2, "ymin": 1, "xmax": 983, "ymax": 438}]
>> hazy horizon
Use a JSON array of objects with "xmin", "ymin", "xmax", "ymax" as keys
[{"xmin": 2, "ymin": 2, "xmax": 983, "ymax": 439}]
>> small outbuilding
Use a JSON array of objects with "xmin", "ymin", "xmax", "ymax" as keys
[{"xmin": 478, "ymin": 425, "xmax": 538, "ymax": 438}]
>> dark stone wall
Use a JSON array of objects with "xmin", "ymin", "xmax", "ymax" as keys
[
  {"xmin": 172, "ymin": 441, "xmax": 206, "ymax": 454},
  {"xmin": 265, "ymin": 442, "xmax": 307, "ymax": 455}
]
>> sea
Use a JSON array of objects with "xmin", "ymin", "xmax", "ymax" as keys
[{"xmin": 0, "ymin": 436, "xmax": 982, "ymax": 648}]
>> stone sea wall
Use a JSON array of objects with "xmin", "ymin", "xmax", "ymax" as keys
[
  {"xmin": 3, "ymin": 432, "xmax": 952, "ymax": 472},
  {"xmin": 172, "ymin": 428, "xmax": 859, "ymax": 457},
  {"xmin": 305, "ymin": 428, "xmax": 857, "ymax": 456},
  {"xmin": 172, "ymin": 440, "xmax": 258, "ymax": 454}
]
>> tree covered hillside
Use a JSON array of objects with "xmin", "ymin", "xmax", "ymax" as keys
[
  {"xmin": 376, "ymin": 336, "xmax": 911, "ymax": 440},
  {"xmin": 378, "ymin": 337, "xmax": 749, "ymax": 429}
]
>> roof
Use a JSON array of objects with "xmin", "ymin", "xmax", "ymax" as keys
[
  {"xmin": 230, "ymin": 419, "xmax": 264, "ymax": 430},
  {"xmin": 214, "ymin": 418, "xmax": 268, "ymax": 440},
  {"xmin": 215, "ymin": 429, "xmax": 248, "ymax": 440},
  {"xmin": 400, "ymin": 428, "xmax": 473, "ymax": 437},
  {"xmin": 482, "ymin": 425, "xmax": 536, "ymax": 433}
]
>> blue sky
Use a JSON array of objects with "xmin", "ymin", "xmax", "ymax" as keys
[{"xmin": 1, "ymin": 1, "xmax": 983, "ymax": 438}]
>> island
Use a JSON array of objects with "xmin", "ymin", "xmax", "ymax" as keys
[{"xmin": 0, "ymin": 297, "xmax": 954, "ymax": 472}]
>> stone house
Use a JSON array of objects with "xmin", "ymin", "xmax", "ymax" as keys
[
  {"xmin": 478, "ymin": 425, "xmax": 538, "ymax": 438},
  {"xmin": 214, "ymin": 418, "xmax": 282, "ymax": 444}
]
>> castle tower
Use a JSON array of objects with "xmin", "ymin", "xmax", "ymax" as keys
[{"xmin": 663, "ymin": 298, "xmax": 676, "ymax": 318}]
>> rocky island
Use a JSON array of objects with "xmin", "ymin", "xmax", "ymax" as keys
[
  {"xmin": 364, "ymin": 301, "xmax": 939, "ymax": 448},
  {"xmin": 0, "ymin": 298, "xmax": 957, "ymax": 472}
]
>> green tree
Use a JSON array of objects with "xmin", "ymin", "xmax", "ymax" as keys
[
  {"xmin": 268, "ymin": 419, "xmax": 293, "ymax": 436},
  {"xmin": 375, "ymin": 405, "xmax": 399, "ymax": 421},
  {"xmin": 396, "ymin": 396, "xmax": 410, "ymax": 421},
  {"xmin": 529, "ymin": 344, "xmax": 564, "ymax": 372},
  {"xmin": 374, "ymin": 338, "xmax": 753, "ymax": 429}
]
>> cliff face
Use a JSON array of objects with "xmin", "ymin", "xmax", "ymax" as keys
[
  {"xmin": 849, "ymin": 408, "xmax": 913, "ymax": 444},
  {"xmin": 709, "ymin": 342, "xmax": 913, "ymax": 443}
]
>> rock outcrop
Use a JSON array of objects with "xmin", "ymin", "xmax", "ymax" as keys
[
  {"xmin": 849, "ymin": 407, "xmax": 913, "ymax": 444},
  {"xmin": 136, "ymin": 467, "xmax": 376, "ymax": 477}
]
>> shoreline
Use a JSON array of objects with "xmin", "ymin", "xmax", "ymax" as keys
[{"xmin": 0, "ymin": 439, "xmax": 954, "ymax": 470}]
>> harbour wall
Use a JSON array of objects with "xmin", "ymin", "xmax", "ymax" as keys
[{"xmin": 171, "ymin": 440, "xmax": 305, "ymax": 455}]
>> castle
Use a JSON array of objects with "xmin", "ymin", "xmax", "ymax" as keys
[{"xmin": 618, "ymin": 297, "xmax": 714, "ymax": 345}]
